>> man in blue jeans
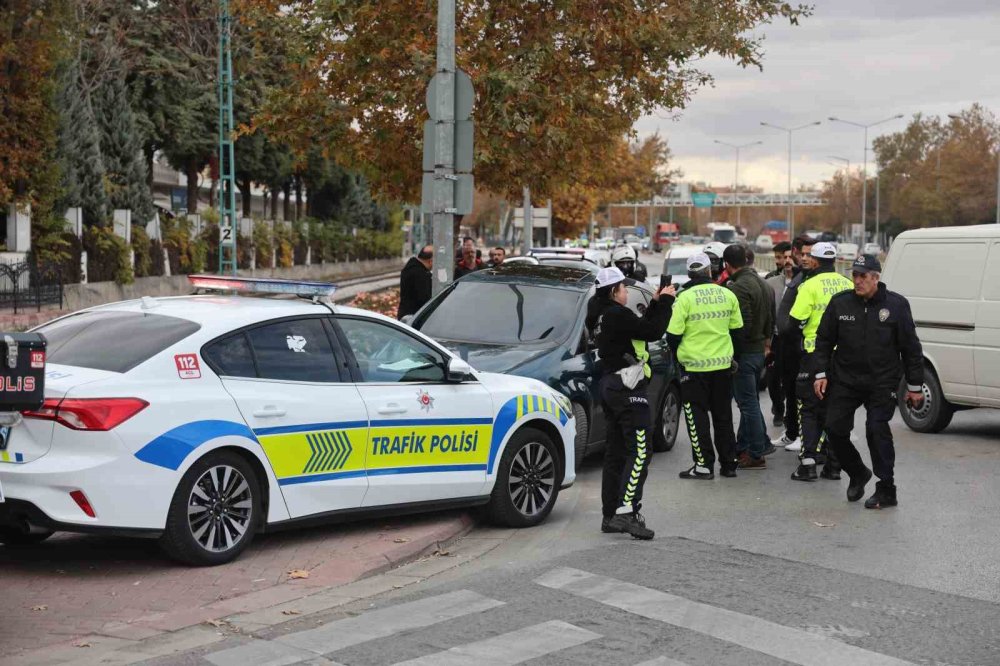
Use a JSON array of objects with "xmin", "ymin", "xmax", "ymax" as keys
[{"xmin": 723, "ymin": 244, "xmax": 775, "ymax": 470}]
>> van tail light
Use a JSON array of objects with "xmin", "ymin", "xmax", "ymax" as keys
[{"xmin": 23, "ymin": 398, "xmax": 149, "ymax": 431}]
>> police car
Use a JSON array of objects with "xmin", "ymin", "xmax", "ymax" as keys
[{"xmin": 0, "ymin": 276, "xmax": 575, "ymax": 565}]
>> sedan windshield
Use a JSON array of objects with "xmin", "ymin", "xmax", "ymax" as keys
[
  {"xmin": 416, "ymin": 282, "xmax": 583, "ymax": 345},
  {"xmin": 663, "ymin": 256, "xmax": 691, "ymax": 276}
]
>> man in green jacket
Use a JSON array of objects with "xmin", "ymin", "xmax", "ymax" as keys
[{"xmin": 723, "ymin": 244, "xmax": 775, "ymax": 470}]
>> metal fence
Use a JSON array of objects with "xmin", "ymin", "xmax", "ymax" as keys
[{"xmin": 0, "ymin": 258, "xmax": 64, "ymax": 313}]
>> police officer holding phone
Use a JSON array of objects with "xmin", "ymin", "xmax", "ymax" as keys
[{"xmin": 813, "ymin": 254, "xmax": 924, "ymax": 509}]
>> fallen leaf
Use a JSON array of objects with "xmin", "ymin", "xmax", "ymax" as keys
[
  {"xmin": 434, "ymin": 549, "xmax": 451, "ymax": 557},
  {"xmin": 281, "ymin": 610, "xmax": 301, "ymax": 616},
  {"xmin": 75, "ymin": 642, "xmax": 92, "ymax": 648},
  {"xmin": 287, "ymin": 569, "xmax": 310, "ymax": 579},
  {"xmin": 812, "ymin": 521, "xmax": 836, "ymax": 528},
  {"xmin": 393, "ymin": 537, "xmax": 410, "ymax": 544},
  {"xmin": 31, "ymin": 605, "xmax": 48, "ymax": 611},
  {"xmin": 205, "ymin": 619, "xmax": 225, "ymax": 628},
  {"xmin": 132, "ymin": 581, "xmax": 141, "ymax": 586}
]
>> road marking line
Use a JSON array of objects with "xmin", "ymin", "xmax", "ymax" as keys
[
  {"xmin": 273, "ymin": 589, "xmax": 504, "ymax": 655},
  {"xmin": 633, "ymin": 658, "xmax": 690, "ymax": 666},
  {"xmin": 391, "ymin": 620, "xmax": 600, "ymax": 665},
  {"xmin": 205, "ymin": 638, "xmax": 344, "ymax": 666},
  {"xmin": 535, "ymin": 567, "xmax": 916, "ymax": 666}
]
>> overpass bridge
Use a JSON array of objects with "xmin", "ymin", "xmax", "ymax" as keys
[{"xmin": 611, "ymin": 192, "xmax": 827, "ymax": 209}]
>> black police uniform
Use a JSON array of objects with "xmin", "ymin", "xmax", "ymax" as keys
[
  {"xmin": 813, "ymin": 279, "xmax": 924, "ymax": 506},
  {"xmin": 615, "ymin": 260, "xmax": 648, "ymax": 283},
  {"xmin": 589, "ymin": 293, "xmax": 672, "ymax": 524}
]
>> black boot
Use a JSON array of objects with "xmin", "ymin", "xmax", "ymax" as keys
[
  {"xmin": 864, "ymin": 482, "xmax": 898, "ymax": 509},
  {"xmin": 820, "ymin": 463, "xmax": 841, "ymax": 480},
  {"xmin": 847, "ymin": 466, "xmax": 873, "ymax": 502},
  {"xmin": 607, "ymin": 511, "xmax": 655, "ymax": 540},
  {"xmin": 601, "ymin": 516, "xmax": 623, "ymax": 533},
  {"xmin": 790, "ymin": 463, "xmax": 817, "ymax": 481}
]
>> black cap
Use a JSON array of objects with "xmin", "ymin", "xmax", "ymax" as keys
[{"xmin": 852, "ymin": 254, "xmax": 881, "ymax": 274}]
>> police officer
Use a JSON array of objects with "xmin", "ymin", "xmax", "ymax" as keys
[
  {"xmin": 666, "ymin": 253, "xmax": 744, "ymax": 479},
  {"xmin": 588, "ymin": 266, "xmax": 675, "ymax": 539},
  {"xmin": 773, "ymin": 235, "xmax": 815, "ymax": 451},
  {"xmin": 611, "ymin": 244, "xmax": 649, "ymax": 282},
  {"xmin": 813, "ymin": 254, "xmax": 924, "ymax": 508},
  {"xmin": 704, "ymin": 242, "xmax": 727, "ymax": 282},
  {"xmin": 787, "ymin": 241, "xmax": 852, "ymax": 481}
]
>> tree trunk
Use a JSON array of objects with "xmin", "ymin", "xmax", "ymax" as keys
[
  {"xmin": 295, "ymin": 176, "xmax": 303, "ymax": 220},
  {"xmin": 283, "ymin": 181, "xmax": 292, "ymax": 221},
  {"xmin": 270, "ymin": 186, "xmax": 279, "ymax": 220},
  {"xmin": 186, "ymin": 163, "xmax": 200, "ymax": 213},
  {"xmin": 239, "ymin": 177, "xmax": 252, "ymax": 217},
  {"xmin": 145, "ymin": 146, "xmax": 155, "ymax": 190}
]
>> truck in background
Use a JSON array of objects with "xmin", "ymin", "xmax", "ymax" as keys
[
  {"xmin": 652, "ymin": 222, "xmax": 680, "ymax": 252},
  {"xmin": 707, "ymin": 222, "xmax": 737, "ymax": 244}
]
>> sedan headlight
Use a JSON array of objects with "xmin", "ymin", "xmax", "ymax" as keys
[{"xmin": 551, "ymin": 391, "xmax": 573, "ymax": 417}]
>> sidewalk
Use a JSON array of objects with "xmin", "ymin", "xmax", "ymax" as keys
[{"xmin": 0, "ymin": 510, "xmax": 472, "ymax": 659}]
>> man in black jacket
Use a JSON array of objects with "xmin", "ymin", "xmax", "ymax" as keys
[
  {"xmin": 588, "ymin": 266, "xmax": 674, "ymax": 540},
  {"xmin": 813, "ymin": 254, "xmax": 925, "ymax": 509},
  {"xmin": 772, "ymin": 235, "xmax": 814, "ymax": 451},
  {"xmin": 397, "ymin": 245, "xmax": 433, "ymax": 319}
]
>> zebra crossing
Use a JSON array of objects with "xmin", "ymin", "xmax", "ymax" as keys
[{"xmin": 201, "ymin": 565, "xmax": 918, "ymax": 666}]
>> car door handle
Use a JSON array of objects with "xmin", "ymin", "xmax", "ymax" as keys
[
  {"xmin": 377, "ymin": 403, "xmax": 408, "ymax": 415},
  {"xmin": 253, "ymin": 406, "xmax": 286, "ymax": 418}
]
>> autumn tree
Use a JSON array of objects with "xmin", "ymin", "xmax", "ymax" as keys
[{"xmin": 236, "ymin": 0, "xmax": 809, "ymax": 203}]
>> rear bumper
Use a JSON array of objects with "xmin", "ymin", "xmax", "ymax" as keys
[{"xmin": 0, "ymin": 498, "xmax": 161, "ymax": 538}]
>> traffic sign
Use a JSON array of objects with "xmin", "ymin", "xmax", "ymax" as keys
[
  {"xmin": 219, "ymin": 224, "xmax": 235, "ymax": 248},
  {"xmin": 512, "ymin": 206, "xmax": 552, "ymax": 229},
  {"xmin": 691, "ymin": 192, "xmax": 717, "ymax": 208},
  {"xmin": 425, "ymin": 69, "xmax": 474, "ymax": 121},
  {"xmin": 420, "ymin": 173, "xmax": 474, "ymax": 215},
  {"xmin": 423, "ymin": 119, "xmax": 473, "ymax": 173}
]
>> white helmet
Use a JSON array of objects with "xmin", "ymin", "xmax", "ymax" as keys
[
  {"xmin": 704, "ymin": 241, "xmax": 726, "ymax": 258},
  {"xmin": 611, "ymin": 244, "xmax": 637, "ymax": 263}
]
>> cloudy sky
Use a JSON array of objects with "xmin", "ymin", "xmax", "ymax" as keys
[{"xmin": 635, "ymin": 0, "xmax": 1000, "ymax": 193}]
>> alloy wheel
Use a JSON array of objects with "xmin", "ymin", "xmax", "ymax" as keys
[
  {"xmin": 187, "ymin": 464, "xmax": 253, "ymax": 553},
  {"xmin": 508, "ymin": 441, "xmax": 556, "ymax": 517},
  {"xmin": 662, "ymin": 390, "xmax": 679, "ymax": 445}
]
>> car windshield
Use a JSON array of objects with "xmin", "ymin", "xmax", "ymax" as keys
[
  {"xmin": 38, "ymin": 310, "xmax": 201, "ymax": 373},
  {"xmin": 713, "ymin": 229, "xmax": 736, "ymax": 243},
  {"xmin": 663, "ymin": 256, "xmax": 691, "ymax": 275},
  {"xmin": 416, "ymin": 281, "xmax": 583, "ymax": 345}
]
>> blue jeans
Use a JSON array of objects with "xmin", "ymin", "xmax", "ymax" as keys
[{"xmin": 733, "ymin": 353, "xmax": 768, "ymax": 458}]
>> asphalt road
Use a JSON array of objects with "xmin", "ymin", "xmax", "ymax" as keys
[{"xmin": 152, "ymin": 392, "xmax": 1000, "ymax": 666}]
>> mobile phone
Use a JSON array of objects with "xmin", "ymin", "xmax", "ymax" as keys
[{"xmin": 659, "ymin": 274, "xmax": 672, "ymax": 291}]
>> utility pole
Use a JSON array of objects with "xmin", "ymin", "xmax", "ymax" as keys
[
  {"xmin": 521, "ymin": 186, "xmax": 532, "ymax": 256},
  {"xmin": 430, "ymin": 0, "xmax": 457, "ymax": 293},
  {"xmin": 216, "ymin": 0, "xmax": 237, "ymax": 275}
]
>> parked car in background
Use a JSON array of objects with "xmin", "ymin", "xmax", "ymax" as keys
[
  {"xmin": 880, "ymin": 224, "xmax": 1000, "ymax": 433},
  {"xmin": 837, "ymin": 242, "xmax": 859, "ymax": 260},
  {"xmin": 412, "ymin": 263, "xmax": 682, "ymax": 470},
  {"xmin": 863, "ymin": 242, "xmax": 882, "ymax": 256},
  {"xmin": 754, "ymin": 235, "xmax": 774, "ymax": 252},
  {"xmin": 661, "ymin": 245, "xmax": 705, "ymax": 289},
  {"xmin": 620, "ymin": 234, "xmax": 643, "ymax": 256}
]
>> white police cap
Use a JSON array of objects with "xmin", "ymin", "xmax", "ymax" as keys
[
  {"xmin": 811, "ymin": 242, "xmax": 837, "ymax": 259},
  {"xmin": 595, "ymin": 266, "xmax": 626, "ymax": 288},
  {"xmin": 687, "ymin": 252, "xmax": 712, "ymax": 271}
]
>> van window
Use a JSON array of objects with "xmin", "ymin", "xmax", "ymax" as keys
[
  {"xmin": 982, "ymin": 243, "xmax": 1000, "ymax": 301},
  {"xmin": 893, "ymin": 242, "xmax": 986, "ymax": 300}
]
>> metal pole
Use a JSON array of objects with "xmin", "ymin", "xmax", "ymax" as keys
[
  {"xmin": 431, "ymin": 0, "xmax": 456, "ymax": 294},
  {"xmin": 787, "ymin": 131, "xmax": 793, "ymax": 239},
  {"xmin": 875, "ymin": 171, "xmax": 880, "ymax": 245},
  {"xmin": 996, "ymin": 145, "xmax": 1000, "ymax": 223},
  {"xmin": 734, "ymin": 147, "xmax": 741, "ymax": 228},
  {"xmin": 521, "ymin": 186, "xmax": 532, "ymax": 255},
  {"xmin": 217, "ymin": 0, "xmax": 237, "ymax": 275},
  {"xmin": 861, "ymin": 127, "xmax": 868, "ymax": 243}
]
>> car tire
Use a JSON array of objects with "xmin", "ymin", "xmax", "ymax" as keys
[
  {"xmin": 572, "ymin": 403, "xmax": 589, "ymax": 471},
  {"xmin": 487, "ymin": 427, "xmax": 560, "ymax": 528},
  {"xmin": 160, "ymin": 451, "xmax": 261, "ymax": 566},
  {"xmin": 653, "ymin": 383, "xmax": 681, "ymax": 452},
  {"xmin": 0, "ymin": 527, "xmax": 54, "ymax": 546},
  {"xmin": 899, "ymin": 368, "xmax": 954, "ymax": 434}
]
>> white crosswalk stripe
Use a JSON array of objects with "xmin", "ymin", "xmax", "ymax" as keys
[
  {"xmin": 392, "ymin": 620, "xmax": 600, "ymax": 666},
  {"xmin": 536, "ymin": 567, "xmax": 917, "ymax": 666},
  {"xmin": 632, "ymin": 658, "xmax": 690, "ymax": 666}
]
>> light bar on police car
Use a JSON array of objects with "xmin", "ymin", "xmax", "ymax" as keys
[{"xmin": 188, "ymin": 274, "xmax": 338, "ymax": 298}]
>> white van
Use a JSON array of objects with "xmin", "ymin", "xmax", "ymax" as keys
[{"xmin": 881, "ymin": 224, "xmax": 1000, "ymax": 432}]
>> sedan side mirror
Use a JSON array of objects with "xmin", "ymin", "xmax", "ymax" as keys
[{"xmin": 446, "ymin": 357, "xmax": 476, "ymax": 383}]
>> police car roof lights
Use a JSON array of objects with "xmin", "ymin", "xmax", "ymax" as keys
[{"xmin": 188, "ymin": 274, "xmax": 338, "ymax": 299}]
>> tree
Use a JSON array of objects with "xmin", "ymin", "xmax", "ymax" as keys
[
  {"xmin": 94, "ymin": 42, "xmax": 154, "ymax": 223},
  {"xmin": 236, "ymin": 0, "xmax": 809, "ymax": 202}
]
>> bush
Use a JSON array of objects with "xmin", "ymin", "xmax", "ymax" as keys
[
  {"xmin": 162, "ymin": 215, "xmax": 207, "ymax": 275},
  {"xmin": 84, "ymin": 225, "xmax": 133, "ymax": 284},
  {"xmin": 253, "ymin": 220, "xmax": 274, "ymax": 268},
  {"xmin": 131, "ymin": 224, "xmax": 153, "ymax": 278}
]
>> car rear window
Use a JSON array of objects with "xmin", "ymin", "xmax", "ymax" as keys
[{"xmin": 38, "ymin": 311, "xmax": 201, "ymax": 373}]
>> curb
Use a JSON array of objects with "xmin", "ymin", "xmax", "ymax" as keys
[{"xmin": 2, "ymin": 512, "xmax": 474, "ymax": 666}]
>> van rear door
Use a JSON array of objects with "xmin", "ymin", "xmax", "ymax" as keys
[{"xmin": 975, "ymin": 241, "xmax": 1000, "ymax": 406}]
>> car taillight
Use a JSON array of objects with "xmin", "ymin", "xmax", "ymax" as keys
[{"xmin": 23, "ymin": 398, "xmax": 148, "ymax": 431}]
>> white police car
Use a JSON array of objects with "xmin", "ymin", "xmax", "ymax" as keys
[{"xmin": 0, "ymin": 276, "xmax": 575, "ymax": 565}]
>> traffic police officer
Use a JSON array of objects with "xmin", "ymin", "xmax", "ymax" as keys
[
  {"xmin": 611, "ymin": 244, "xmax": 649, "ymax": 282},
  {"xmin": 588, "ymin": 266, "xmax": 674, "ymax": 539},
  {"xmin": 666, "ymin": 253, "xmax": 743, "ymax": 479},
  {"xmin": 813, "ymin": 254, "xmax": 924, "ymax": 508},
  {"xmin": 787, "ymin": 241, "xmax": 853, "ymax": 481}
]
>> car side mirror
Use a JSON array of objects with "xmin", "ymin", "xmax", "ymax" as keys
[
  {"xmin": 446, "ymin": 357, "xmax": 476, "ymax": 383},
  {"xmin": 400, "ymin": 314, "xmax": 415, "ymax": 326}
]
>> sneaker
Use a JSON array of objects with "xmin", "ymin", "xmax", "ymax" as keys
[
  {"xmin": 771, "ymin": 433, "xmax": 793, "ymax": 446},
  {"xmin": 790, "ymin": 463, "xmax": 817, "ymax": 481},
  {"xmin": 738, "ymin": 453, "xmax": 766, "ymax": 470},
  {"xmin": 607, "ymin": 512, "xmax": 655, "ymax": 540},
  {"xmin": 601, "ymin": 516, "xmax": 623, "ymax": 533},
  {"xmin": 784, "ymin": 438, "xmax": 803, "ymax": 452},
  {"xmin": 679, "ymin": 464, "xmax": 714, "ymax": 480},
  {"xmin": 864, "ymin": 483, "xmax": 897, "ymax": 510},
  {"xmin": 820, "ymin": 465, "xmax": 841, "ymax": 480},
  {"xmin": 761, "ymin": 443, "xmax": 777, "ymax": 457},
  {"xmin": 847, "ymin": 466, "xmax": 873, "ymax": 502},
  {"xmin": 772, "ymin": 415, "xmax": 784, "ymax": 428}
]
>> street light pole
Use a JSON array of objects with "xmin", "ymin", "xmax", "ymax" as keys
[
  {"xmin": 760, "ymin": 121, "xmax": 821, "ymax": 241},
  {"xmin": 714, "ymin": 139, "xmax": 762, "ymax": 229},
  {"xmin": 829, "ymin": 114, "xmax": 903, "ymax": 245}
]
